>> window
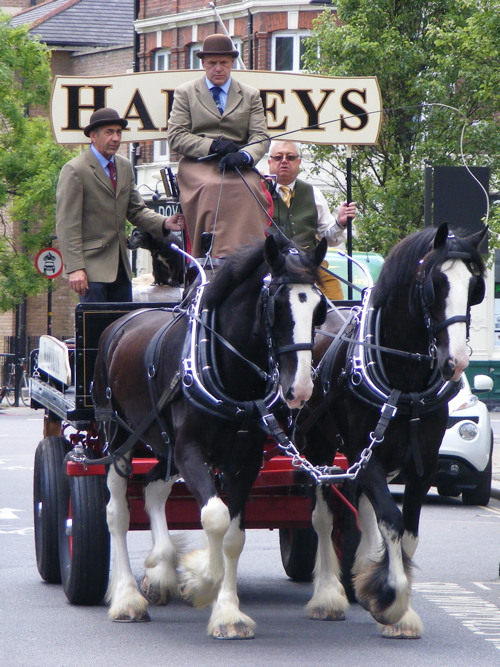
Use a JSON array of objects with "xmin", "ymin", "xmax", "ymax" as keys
[
  {"xmin": 154, "ymin": 49, "xmax": 170, "ymax": 162},
  {"xmin": 189, "ymin": 43, "xmax": 203, "ymax": 69},
  {"xmin": 272, "ymin": 32, "xmax": 310, "ymax": 72},
  {"xmin": 155, "ymin": 48, "xmax": 170, "ymax": 71},
  {"xmin": 190, "ymin": 38, "xmax": 243, "ymax": 69}
]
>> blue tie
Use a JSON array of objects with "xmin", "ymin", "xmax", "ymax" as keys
[{"xmin": 210, "ymin": 86, "xmax": 224, "ymax": 114}]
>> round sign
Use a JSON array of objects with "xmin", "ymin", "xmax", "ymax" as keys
[{"xmin": 35, "ymin": 247, "xmax": 63, "ymax": 279}]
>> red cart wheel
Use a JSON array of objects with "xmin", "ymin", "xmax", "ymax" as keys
[{"xmin": 279, "ymin": 527, "xmax": 317, "ymax": 582}]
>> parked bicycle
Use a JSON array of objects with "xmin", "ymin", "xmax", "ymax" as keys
[{"xmin": 2, "ymin": 359, "xmax": 30, "ymax": 407}]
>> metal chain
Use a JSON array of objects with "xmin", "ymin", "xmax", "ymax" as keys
[{"xmin": 261, "ymin": 414, "xmax": 383, "ymax": 486}]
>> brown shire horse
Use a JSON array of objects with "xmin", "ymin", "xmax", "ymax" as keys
[
  {"xmin": 92, "ymin": 235, "xmax": 327, "ymax": 638},
  {"xmin": 298, "ymin": 224, "xmax": 486, "ymax": 638}
]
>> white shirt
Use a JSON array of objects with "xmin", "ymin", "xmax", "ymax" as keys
[{"xmin": 277, "ymin": 179, "xmax": 347, "ymax": 247}]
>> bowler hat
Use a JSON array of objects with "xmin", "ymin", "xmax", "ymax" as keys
[
  {"xmin": 84, "ymin": 108, "xmax": 128, "ymax": 137},
  {"xmin": 196, "ymin": 34, "xmax": 239, "ymax": 59}
]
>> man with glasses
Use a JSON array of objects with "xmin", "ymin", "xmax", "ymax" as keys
[
  {"xmin": 167, "ymin": 34, "xmax": 270, "ymax": 259},
  {"xmin": 267, "ymin": 140, "xmax": 356, "ymax": 300}
]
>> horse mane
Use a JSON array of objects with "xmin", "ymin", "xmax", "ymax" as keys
[
  {"xmin": 371, "ymin": 226, "xmax": 485, "ymax": 311},
  {"xmin": 203, "ymin": 237, "xmax": 319, "ymax": 308}
]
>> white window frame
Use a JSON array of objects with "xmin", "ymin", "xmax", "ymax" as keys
[
  {"xmin": 189, "ymin": 43, "xmax": 203, "ymax": 69},
  {"xmin": 271, "ymin": 31, "xmax": 310, "ymax": 73},
  {"xmin": 153, "ymin": 49, "xmax": 171, "ymax": 162}
]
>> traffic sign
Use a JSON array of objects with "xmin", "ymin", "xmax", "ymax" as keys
[{"xmin": 35, "ymin": 247, "xmax": 63, "ymax": 278}]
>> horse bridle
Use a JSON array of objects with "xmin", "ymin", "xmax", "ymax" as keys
[{"xmin": 417, "ymin": 249, "xmax": 485, "ymax": 339}]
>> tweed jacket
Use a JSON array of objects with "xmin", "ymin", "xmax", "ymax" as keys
[
  {"xmin": 56, "ymin": 149, "xmax": 165, "ymax": 283},
  {"xmin": 166, "ymin": 76, "xmax": 269, "ymax": 164}
]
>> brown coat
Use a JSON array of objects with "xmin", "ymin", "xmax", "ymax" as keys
[
  {"xmin": 56, "ymin": 149, "xmax": 165, "ymax": 283},
  {"xmin": 167, "ymin": 76, "xmax": 270, "ymax": 257},
  {"xmin": 166, "ymin": 76, "xmax": 269, "ymax": 163}
]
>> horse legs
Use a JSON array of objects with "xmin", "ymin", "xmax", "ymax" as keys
[
  {"xmin": 106, "ymin": 461, "xmax": 150, "ymax": 622},
  {"xmin": 353, "ymin": 462, "xmax": 421, "ymax": 635},
  {"xmin": 307, "ymin": 487, "xmax": 349, "ymax": 621},
  {"xmin": 141, "ymin": 477, "xmax": 180, "ymax": 606},
  {"xmin": 179, "ymin": 495, "xmax": 230, "ymax": 609},
  {"xmin": 208, "ymin": 516, "xmax": 256, "ymax": 639}
]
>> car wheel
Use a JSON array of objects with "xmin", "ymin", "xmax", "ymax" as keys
[{"xmin": 462, "ymin": 431, "xmax": 493, "ymax": 506}]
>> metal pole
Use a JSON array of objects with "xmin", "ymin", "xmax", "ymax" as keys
[
  {"xmin": 346, "ymin": 145, "xmax": 353, "ymax": 300},
  {"xmin": 424, "ymin": 162, "xmax": 433, "ymax": 228},
  {"xmin": 209, "ymin": 2, "xmax": 247, "ymax": 70}
]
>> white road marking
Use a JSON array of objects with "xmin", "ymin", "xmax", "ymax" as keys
[
  {"xmin": 0, "ymin": 527, "xmax": 33, "ymax": 535},
  {"xmin": 0, "ymin": 508, "xmax": 25, "ymax": 520},
  {"xmin": 414, "ymin": 582, "xmax": 500, "ymax": 650}
]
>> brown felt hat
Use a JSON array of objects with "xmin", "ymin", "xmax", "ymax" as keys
[
  {"xmin": 196, "ymin": 34, "xmax": 239, "ymax": 59},
  {"xmin": 84, "ymin": 108, "xmax": 128, "ymax": 137}
]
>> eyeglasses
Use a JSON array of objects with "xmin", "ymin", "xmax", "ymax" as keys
[{"xmin": 269, "ymin": 155, "xmax": 299, "ymax": 162}]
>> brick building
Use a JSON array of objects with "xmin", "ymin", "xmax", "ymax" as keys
[
  {"xmin": 133, "ymin": 0, "xmax": 335, "ymax": 182},
  {"xmin": 1, "ymin": 0, "xmax": 135, "ymax": 360}
]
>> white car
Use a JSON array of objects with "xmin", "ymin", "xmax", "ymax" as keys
[{"xmin": 435, "ymin": 374, "xmax": 494, "ymax": 505}]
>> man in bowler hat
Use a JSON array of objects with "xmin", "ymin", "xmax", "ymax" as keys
[
  {"xmin": 167, "ymin": 34, "xmax": 270, "ymax": 258},
  {"xmin": 56, "ymin": 108, "xmax": 184, "ymax": 302}
]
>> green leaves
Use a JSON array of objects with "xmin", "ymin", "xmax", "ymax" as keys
[
  {"xmin": 0, "ymin": 14, "xmax": 76, "ymax": 311},
  {"xmin": 305, "ymin": 0, "xmax": 500, "ymax": 256}
]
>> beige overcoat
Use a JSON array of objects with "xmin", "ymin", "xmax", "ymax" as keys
[
  {"xmin": 56, "ymin": 149, "xmax": 166, "ymax": 283},
  {"xmin": 167, "ymin": 76, "xmax": 270, "ymax": 257}
]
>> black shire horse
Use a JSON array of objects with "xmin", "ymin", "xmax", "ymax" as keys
[
  {"xmin": 299, "ymin": 223, "xmax": 486, "ymax": 638},
  {"xmin": 92, "ymin": 235, "xmax": 327, "ymax": 638}
]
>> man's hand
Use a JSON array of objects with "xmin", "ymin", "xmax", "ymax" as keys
[
  {"xmin": 163, "ymin": 212, "xmax": 185, "ymax": 233},
  {"xmin": 210, "ymin": 139, "xmax": 240, "ymax": 156},
  {"xmin": 337, "ymin": 202, "xmax": 357, "ymax": 226},
  {"xmin": 68, "ymin": 269, "xmax": 88, "ymax": 296},
  {"xmin": 218, "ymin": 152, "xmax": 251, "ymax": 171}
]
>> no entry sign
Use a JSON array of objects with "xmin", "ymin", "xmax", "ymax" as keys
[{"xmin": 35, "ymin": 248, "xmax": 63, "ymax": 278}]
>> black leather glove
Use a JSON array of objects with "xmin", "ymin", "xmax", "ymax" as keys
[
  {"xmin": 210, "ymin": 139, "xmax": 240, "ymax": 156},
  {"xmin": 218, "ymin": 152, "xmax": 252, "ymax": 171}
]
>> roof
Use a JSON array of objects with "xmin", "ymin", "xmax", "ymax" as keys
[{"xmin": 11, "ymin": 0, "xmax": 134, "ymax": 48}]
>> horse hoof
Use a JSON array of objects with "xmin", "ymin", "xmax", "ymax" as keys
[
  {"xmin": 141, "ymin": 576, "xmax": 171, "ymax": 606},
  {"xmin": 113, "ymin": 610, "xmax": 151, "ymax": 623},
  {"xmin": 309, "ymin": 608, "xmax": 346, "ymax": 621},
  {"xmin": 212, "ymin": 623, "xmax": 255, "ymax": 640},
  {"xmin": 381, "ymin": 624, "xmax": 421, "ymax": 639},
  {"xmin": 178, "ymin": 584, "xmax": 195, "ymax": 607}
]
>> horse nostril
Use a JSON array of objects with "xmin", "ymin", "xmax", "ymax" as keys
[{"xmin": 285, "ymin": 387, "xmax": 295, "ymax": 401}]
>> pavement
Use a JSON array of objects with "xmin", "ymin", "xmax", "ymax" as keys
[{"xmin": 3, "ymin": 402, "xmax": 500, "ymax": 501}]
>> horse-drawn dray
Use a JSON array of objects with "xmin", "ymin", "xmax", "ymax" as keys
[
  {"xmin": 31, "ymin": 236, "xmax": 360, "ymax": 638},
  {"xmin": 30, "ymin": 225, "xmax": 487, "ymax": 640}
]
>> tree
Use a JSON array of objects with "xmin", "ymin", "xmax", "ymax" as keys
[
  {"xmin": 304, "ymin": 0, "xmax": 500, "ymax": 255},
  {"xmin": 0, "ymin": 13, "xmax": 77, "ymax": 311}
]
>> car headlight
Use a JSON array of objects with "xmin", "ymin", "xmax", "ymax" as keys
[
  {"xmin": 458, "ymin": 421, "xmax": 479, "ymax": 441},
  {"xmin": 454, "ymin": 394, "xmax": 479, "ymax": 411}
]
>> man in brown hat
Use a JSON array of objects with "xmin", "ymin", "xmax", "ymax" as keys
[
  {"xmin": 167, "ymin": 34, "xmax": 270, "ymax": 258},
  {"xmin": 56, "ymin": 108, "xmax": 184, "ymax": 302}
]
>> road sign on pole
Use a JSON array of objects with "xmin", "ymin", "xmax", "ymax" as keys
[{"xmin": 34, "ymin": 248, "xmax": 63, "ymax": 278}]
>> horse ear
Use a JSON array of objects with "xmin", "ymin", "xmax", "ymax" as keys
[
  {"xmin": 466, "ymin": 225, "xmax": 488, "ymax": 249},
  {"xmin": 433, "ymin": 223, "xmax": 449, "ymax": 249},
  {"xmin": 264, "ymin": 234, "xmax": 285, "ymax": 272},
  {"xmin": 311, "ymin": 237, "xmax": 328, "ymax": 267}
]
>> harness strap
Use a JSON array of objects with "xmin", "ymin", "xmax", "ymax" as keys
[
  {"xmin": 371, "ymin": 388, "xmax": 402, "ymax": 443},
  {"xmin": 77, "ymin": 372, "xmax": 181, "ymax": 477},
  {"xmin": 408, "ymin": 392, "xmax": 424, "ymax": 477}
]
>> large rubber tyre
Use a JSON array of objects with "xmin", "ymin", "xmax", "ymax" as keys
[
  {"xmin": 58, "ymin": 451, "xmax": 110, "ymax": 605},
  {"xmin": 279, "ymin": 527, "xmax": 318, "ymax": 582},
  {"xmin": 462, "ymin": 431, "xmax": 493, "ymax": 506},
  {"xmin": 33, "ymin": 436, "xmax": 71, "ymax": 583}
]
